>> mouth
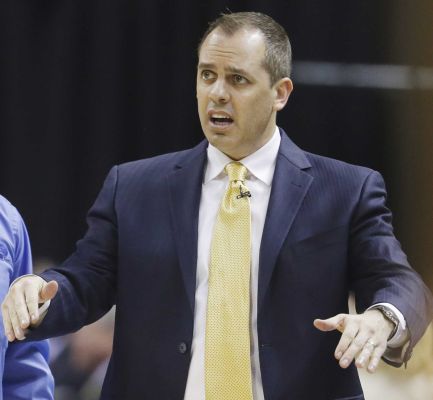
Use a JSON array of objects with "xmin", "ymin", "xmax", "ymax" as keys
[
  {"xmin": 208, "ymin": 111, "xmax": 234, "ymax": 129},
  {"xmin": 210, "ymin": 116, "xmax": 233, "ymax": 126}
]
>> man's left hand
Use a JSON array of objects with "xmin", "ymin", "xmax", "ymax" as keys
[{"xmin": 314, "ymin": 309, "xmax": 394, "ymax": 373}]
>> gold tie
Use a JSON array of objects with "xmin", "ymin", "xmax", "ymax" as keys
[{"xmin": 205, "ymin": 162, "xmax": 253, "ymax": 400}]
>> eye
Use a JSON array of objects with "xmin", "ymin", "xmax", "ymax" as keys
[
  {"xmin": 232, "ymin": 74, "xmax": 248, "ymax": 84},
  {"xmin": 201, "ymin": 70, "xmax": 216, "ymax": 81}
]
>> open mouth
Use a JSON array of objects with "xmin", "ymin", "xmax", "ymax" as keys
[{"xmin": 210, "ymin": 116, "xmax": 234, "ymax": 127}]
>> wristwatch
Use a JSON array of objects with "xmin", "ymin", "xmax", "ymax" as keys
[{"xmin": 373, "ymin": 305, "xmax": 399, "ymax": 340}]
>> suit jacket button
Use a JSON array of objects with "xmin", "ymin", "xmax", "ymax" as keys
[{"xmin": 178, "ymin": 342, "xmax": 188, "ymax": 354}]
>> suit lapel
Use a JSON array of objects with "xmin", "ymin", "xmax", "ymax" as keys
[
  {"xmin": 167, "ymin": 141, "xmax": 207, "ymax": 313},
  {"xmin": 258, "ymin": 131, "xmax": 313, "ymax": 312},
  {"xmin": 166, "ymin": 131, "xmax": 312, "ymax": 314}
]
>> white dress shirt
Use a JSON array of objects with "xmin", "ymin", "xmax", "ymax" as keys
[
  {"xmin": 183, "ymin": 127, "xmax": 280, "ymax": 400},
  {"xmin": 183, "ymin": 127, "xmax": 408, "ymax": 399}
]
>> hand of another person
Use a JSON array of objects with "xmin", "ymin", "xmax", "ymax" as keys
[
  {"xmin": 313, "ymin": 309, "xmax": 394, "ymax": 373},
  {"xmin": 1, "ymin": 276, "xmax": 58, "ymax": 342}
]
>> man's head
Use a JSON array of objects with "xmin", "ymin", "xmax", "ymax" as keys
[
  {"xmin": 198, "ymin": 12, "xmax": 292, "ymax": 86},
  {"xmin": 196, "ymin": 12, "xmax": 293, "ymax": 160}
]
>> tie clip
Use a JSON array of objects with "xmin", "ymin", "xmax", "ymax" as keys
[{"xmin": 237, "ymin": 186, "xmax": 251, "ymax": 199}]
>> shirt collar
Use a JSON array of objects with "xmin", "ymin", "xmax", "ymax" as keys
[{"xmin": 204, "ymin": 126, "xmax": 281, "ymax": 186}]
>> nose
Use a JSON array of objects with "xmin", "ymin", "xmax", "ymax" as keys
[{"xmin": 209, "ymin": 79, "xmax": 230, "ymax": 104}]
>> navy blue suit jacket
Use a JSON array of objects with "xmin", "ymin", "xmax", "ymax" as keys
[{"xmin": 32, "ymin": 129, "xmax": 432, "ymax": 399}]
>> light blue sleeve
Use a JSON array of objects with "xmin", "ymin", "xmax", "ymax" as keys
[
  {"xmin": 3, "ymin": 341, "xmax": 54, "ymax": 400},
  {"xmin": 1, "ymin": 199, "xmax": 54, "ymax": 400}
]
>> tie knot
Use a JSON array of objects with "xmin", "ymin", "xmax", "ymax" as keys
[{"xmin": 225, "ymin": 162, "xmax": 248, "ymax": 183}]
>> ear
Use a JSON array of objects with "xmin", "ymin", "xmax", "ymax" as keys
[{"xmin": 272, "ymin": 78, "xmax": 293, "ymax": 112}]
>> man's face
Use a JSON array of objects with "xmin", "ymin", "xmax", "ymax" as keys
[{"xmin": 197, "ymin": 28, "xmax": 289, "ymax": 160}]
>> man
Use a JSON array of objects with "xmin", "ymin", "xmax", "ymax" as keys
[
  {"xmin": 0, "ymin": 195, "xmax": 54, "ymax": 400},
  {"xmin": 2, "ymin": 11, "xmax": 432, "ymax": 400}
]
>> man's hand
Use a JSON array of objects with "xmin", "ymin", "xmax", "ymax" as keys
[
  {"xmin": 1, "ymin": 276, "xmax": 58, "ymax": 342},
  {"xmin": 314, "ymin": 310, "xmax": 394, "ymax": 373}
]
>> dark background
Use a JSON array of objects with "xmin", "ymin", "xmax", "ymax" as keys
[{"xmin": 0, "ymin": 0, "xmax": 432, "ymax": 288}]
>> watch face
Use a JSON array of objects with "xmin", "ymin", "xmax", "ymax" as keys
[{"xmin": 375, "ymin": 306, "xmax": 399, "ymax": 340}]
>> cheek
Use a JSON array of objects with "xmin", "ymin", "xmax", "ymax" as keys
[
  {"xmin": 196, "ymin": 88, "xmax": 202, "ymax": 103},
  {"xmin": 196, "ymin": 92, "xmax": 207, "ymax": 114},
  {"xmin": 196, "ymin": 83, "xmax": 206, "ymax": 101},
  {"xmin": 245, "ymin": 96, "xmax": 271, "ymax": 121},
  {"xmin": 245, "ymin": 89, "xmax": 271, "ymax": 107}
]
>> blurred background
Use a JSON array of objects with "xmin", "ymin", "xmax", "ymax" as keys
[{"xmin": 0, "ymin": 0, "xmax": 432, "ymax": 398}]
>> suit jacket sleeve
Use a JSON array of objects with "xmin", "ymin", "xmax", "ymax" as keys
[
  {"xmin": 28, "ymin": 166, "xmax": 119, "ymax": 340},
  {"xmin": 348, "ymin": 170, "xmax": 433, "ymax": 364}
]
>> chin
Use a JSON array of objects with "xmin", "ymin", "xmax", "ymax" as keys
[
  {"xmin": 209, "ymin": 133, "xmax": 233, "ymax": 146},
  {"xmin": 205, "ymin": 131, "xmax": 225, "ymax": 145}
]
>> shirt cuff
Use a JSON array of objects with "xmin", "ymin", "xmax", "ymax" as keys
[
  {"xmin": 368, "ymin": 302, "xmax": 408, "ymax": 348},
  {"xmin": 367, "ymin": 302, "xmax": 411, "ymax": 365}
]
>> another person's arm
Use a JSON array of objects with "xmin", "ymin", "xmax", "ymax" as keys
[
  {"xmin": 0, "ymin": 198, "xmax": 54, "ymax": 398},
  {"xmin": 3, "ymin": 341, "xmax": 54, "ymax": 400}
]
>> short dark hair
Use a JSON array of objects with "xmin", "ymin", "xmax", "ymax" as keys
[{"xmin": 198, "ymin": 11, "xmax": 292, "ymax": 85}]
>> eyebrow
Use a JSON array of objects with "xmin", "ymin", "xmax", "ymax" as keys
[{"xmin": 197, "ymin": 63, "xmax": 250, "ymax": 77}]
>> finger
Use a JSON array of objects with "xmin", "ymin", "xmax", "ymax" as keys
[
  {"xmin": 367, "ymin": 343, "xmax": 386, "ymax": 373},
  {"xmin": 24, "ymin": 284, "xmax": 43, "ymax": 324},
  {"xmin": 8, "ymin": 304, "xmax": 25, "ymax": 340},
  {"xmin": 355, "ymin": 338, "xmax": 378, "ymax": 368},
  {"xmin": 314, "ymin": 314, "xmax": 346, "ymax": 332},
  {"xmin": 1, "ymin": 303, "xmax": 15, "ymax": 342},
  {"xmin": 12, "ymin": 287, "xmax": 31, "ymax": 330},
  {"xmin": 333, "ymin": 318, "xmax": 359, "ymax": 360},
  {"xmin": 39, "ymin": 280, "xmax": 58, "ymax": 303},
  {"xmin": 339, "ymin": 330, "xmax": 370, "ymax": 368}
]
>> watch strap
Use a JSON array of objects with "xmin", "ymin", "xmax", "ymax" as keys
[{"xmin": 372, "ymin": 305, "xmax": 399, "ymax": 339}]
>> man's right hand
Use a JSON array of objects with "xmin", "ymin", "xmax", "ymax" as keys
[{"xmin": 1, "ymin": 276, "xmax": 58, "ymax": 342}]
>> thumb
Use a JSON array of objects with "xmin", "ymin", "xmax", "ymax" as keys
[
  {"xmin": 313, "ymin": 314, "xmax": 346, "ymax": 332},
  {"xmin": 39, "ymin": 280, "xmax": 58, "ymax": 302}
]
